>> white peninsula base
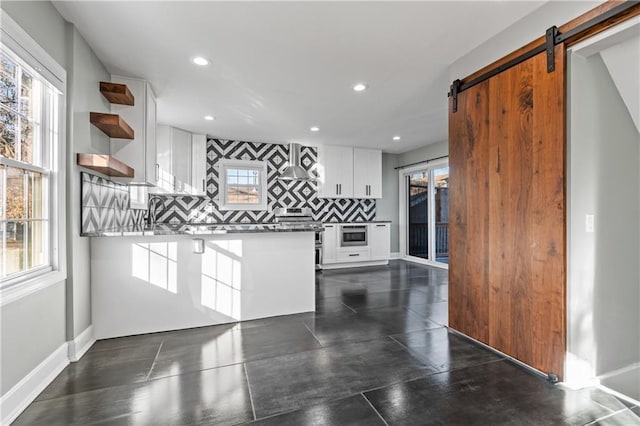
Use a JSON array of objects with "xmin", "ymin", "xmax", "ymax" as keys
[{"xmin": 90, "ymin": 231, "xmax": 315, "ymax": 339}]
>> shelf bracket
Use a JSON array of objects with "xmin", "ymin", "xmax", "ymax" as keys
[{"xmin": 546, "ymin": 26, "xmax": 559, "ymax": 73}]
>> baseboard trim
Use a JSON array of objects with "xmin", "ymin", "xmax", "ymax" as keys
[
  {"xmin": 68, "ymin": 325, "xmax": 95, "ymax": 362},
  {"xmin": 321, "ymin": 260, "xmax": 389, "ymax": 270},
  {"xmin": 390, "ymin": 252, "xmax": 401, "ymax": 260},
  {"xmin": 0, "ymin": 342, "xmax": 69, "ymax": 425}
]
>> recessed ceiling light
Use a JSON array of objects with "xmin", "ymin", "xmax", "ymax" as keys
[
  {"xmin": 393, "ymin": 136, "xmax": 401, "ymax": 141},
  {"xmin": 310, "ymin": 126, "xmax": 320, "ymax": 132},
  {"xmin": 204, "ymin": 115, "xmax": 215, "ymax": 121},
  {"xmin": 352, "ymin": 83, "xmax": 368, "ymax": 92},
  {"xmin": 192, "ymin": 56, "xmax": 209, "ymax": 66}
]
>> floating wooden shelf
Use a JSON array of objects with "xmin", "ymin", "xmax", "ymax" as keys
[
  {"xmin": 76, "ymin": 153, "xmax": 134, "ymax": 178},
  {"xmin": 90, "ymin": 112, "xmax": 134, "ymax": 139},
  {"xmin": 99, "ymin": 81, "xmax": 135, "ymax": 105}
]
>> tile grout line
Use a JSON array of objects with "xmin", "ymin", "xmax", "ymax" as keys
[
  {"xmin": 243, "ymin": 363, "xmax": 257, "ymax": 421},
  {"xmin": 361, "ymin": 393, "xmax": 389, "ymax": 426},
  {"xmin": 584, "ymin": 408, "xmax": 630, "ymax": 425},
  {"xmin": 304, "ymin": 323, "xmax": 325, "ymax": 347},
  {"xmin": 339, "ymin": 301, "xmax": 358, "ymax": 313},
  {"xmin": 144, "ymin": 341, "xmax": 164, "ymax": 381}
]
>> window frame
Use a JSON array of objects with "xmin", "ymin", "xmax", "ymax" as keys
[
  {"xmin": 1, "ymin": 10, "xmax": 67, "ymax": 305},
  {"xmin": 217, "ymin": 159, "xmax": 268, "ymax": 211}
]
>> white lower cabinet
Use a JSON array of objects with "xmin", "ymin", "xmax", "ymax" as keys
[
  {"xmin": 322, "ymin": 222, "xmax": 390, "ymax": 268},
  {"xmin": 322, "ymin": 224, "xmax": 337, "ymax": 264},
  {"xmin": 369, "ymin": 223, "xmax": 390, "ymax": 260}
]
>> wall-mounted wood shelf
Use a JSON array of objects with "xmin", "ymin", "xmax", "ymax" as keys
[
  {"xmin": 90, "ymin": 112, "xmax": 134, "ymax": 139},
  {"xmin": 76, "ymin": 153, "xmax": 134, "ymax": 178},
  {"xmin": 100, "ymin": 81, "xmax": 135, "ymax": 105}
]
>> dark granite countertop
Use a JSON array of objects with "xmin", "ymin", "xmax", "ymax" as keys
[
  {"xmin": 83, "ymin": 222, "xmax": 320, "ymax": 237},
  {"xmin": 321, "ymin": 221, "xmax": 392, "ymax": 224}
]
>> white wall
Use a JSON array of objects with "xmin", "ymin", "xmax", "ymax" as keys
[
  {"xmin": 449, "ymin": 1, "xmax": 601, "ymax": 81},
  {"xmin": 377, "ymin": 140, "xmax": 449, "ymax": 254},
  {"xmin": 0, "ymin": 0, "xmax": 110, "ymax": 400},
  {"xmin": 568, "ymin": 47, "xmax": 640, "ymax": 399},
  {"xmin": 0, "ymin": 0, "xmax": 69, "ymax": 396},
  {"xmin": 66, "ymin": 26, "xmax": 111, "ymax": 337}
]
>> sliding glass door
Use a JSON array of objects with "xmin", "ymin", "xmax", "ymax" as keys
[{"xmin": 403, "ymin": 162, "xmax": 449, "ymax": 266}]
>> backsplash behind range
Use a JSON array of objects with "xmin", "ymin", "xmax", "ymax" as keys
[{"xmin": 150, "ymin": 138, "xmax": 376, "ymax": 224}]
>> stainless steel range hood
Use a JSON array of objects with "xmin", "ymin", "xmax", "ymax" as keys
[{"xmin": 279, "ymin": 143, "xmax": 315, "ymax": 181}]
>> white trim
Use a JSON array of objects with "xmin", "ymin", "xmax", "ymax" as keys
[
  {"xmin": 67, "ymin": 325, "xmax": 96, "ymax": 362},
  {"xmin": 321, "ymin": 260, "xmax": 389, "ymax": 270},
  {"xmin": 390, "ymin": 252, "xmax": 401, "ymax": 260},
  {"xmin": 0, "ymin": 343, "xmax": 69, "ymax": 425},
  {"xmin": 569, "ymin": 15, "xmax": 640, "ymax": 57},
  {"xmin": 597, "ymin": 383, "xmax": 640, "ymax": 408},
  {"xmin": 0, "ymin": 270, "xmax": 65, "ymax": 307},
  {"xmin": 217, "ymin": 159, "xmax": 268, "ymax": 211},
  {"xmin": 403, "ymin": 255, "xmax": 449, "ymax": 270}
]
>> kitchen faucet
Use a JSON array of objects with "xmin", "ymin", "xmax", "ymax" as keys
[{"xmin": 146, "ymin": 196, "xmax": 166, "ymax": 226}]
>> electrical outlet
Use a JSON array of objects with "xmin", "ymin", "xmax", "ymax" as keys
[{"xmin": 585, "ymin": 214, "xmax": 594, "ymax": 233}]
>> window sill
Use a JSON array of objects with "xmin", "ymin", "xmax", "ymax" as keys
[{"xmin": 0, "ymin": 270, "xmax": 66, "ymax": 307}]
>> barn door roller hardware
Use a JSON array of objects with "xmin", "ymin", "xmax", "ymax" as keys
[{"xmin": 448, "ymin": 1, "xmax": 640, "ymax": 113}]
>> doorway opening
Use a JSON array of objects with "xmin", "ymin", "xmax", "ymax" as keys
[{"xmin": 399, "ymin": 160, "xmax": 449, "ymax": 268}]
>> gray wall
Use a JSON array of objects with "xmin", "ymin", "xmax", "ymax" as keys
[
  {"xmin": 1, "ymin": 0, "xmax": 110, "ymax": 394},
  {"xmin": 376, "ymin": 140, "xmax": 449, "ymax": 253},
  {"xmin": 0, "ymin": 0, "xmax": 69, "ymax": 395},
  {"xmin": 66, "ymin": 26, "xmax": 111, "ymax": 337},
  {"xmin": 568, "ymin": 51, "xmax": 640, "ymax": 397}
]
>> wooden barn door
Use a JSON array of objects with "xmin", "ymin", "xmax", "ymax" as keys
[{"xmin": 448, "ymin": 44, "xmax": 566, "ymax": 379}]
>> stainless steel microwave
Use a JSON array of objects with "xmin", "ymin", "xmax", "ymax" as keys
[{"xmin": 340, "ymin": 225, "xmax": 368, "ymax": 247}]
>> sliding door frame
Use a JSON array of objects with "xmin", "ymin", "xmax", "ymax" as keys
[{"xmin": 398, "ymin": 158, "xmax": 449, "ymax": 269}]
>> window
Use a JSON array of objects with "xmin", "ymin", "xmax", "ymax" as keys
[
  {"xmin": 218, "ymin": 159, "xmax": 267, "ymax": 211},
  {"xmin": 1, "ymin": 18, "xmax": 64, "ymax": 292}
]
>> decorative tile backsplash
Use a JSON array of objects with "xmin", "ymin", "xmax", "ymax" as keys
[
  {"xmin": 80, "ymin": 172, "xmax": 145, "ymax": 234},
  {"xmin": 151, "ymin": 139, "xmax": 376, "ymax": 224}
]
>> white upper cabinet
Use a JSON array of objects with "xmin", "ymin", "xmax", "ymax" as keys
[
  {"xmin": 317, "ymin": 145, "xmax": 381, "ymax": 199},
  {"xmin": 154, "ymin": 125, "xmax": 206, "ymax": 195},
  {"xmin": 191, "ymin": 134, "xmax": 207, "ymax": 196},
  {"xmin": 109, "ymin": 76, "xmax": 157, "ymax": 186},
  {"xmin": 353, "ymin": 148, "xmax": 382, "ymax": 199},
  {"xmin": 318, "ymin": 145, "xmax": 354, "ymax": 198}
]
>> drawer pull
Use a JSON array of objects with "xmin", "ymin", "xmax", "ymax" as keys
[
  {"xmin": 348, "ymin": 253, "xmax": 360, "ymax": 257},
  {"xmin": 376, "ymin": 224, "xmax": 386, "ymax": 227}
]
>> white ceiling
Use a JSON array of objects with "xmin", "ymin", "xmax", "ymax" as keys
[{"xmin": 53, "ymin": 1, "xmax": 546, "ymax": 154}]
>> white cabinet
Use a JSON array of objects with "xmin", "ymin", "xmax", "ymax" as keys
[
  {"xmin": 317, "ymin": 145, "xmax": 381, "ymax": 199},
  {"xmin": 317, "ymin": 145, "xmax": 354, "ymax": 198},
  {"xmin": 322, "ymin": 224, "xmax": 337, "ymax": 264},
  {"xmin": 191, "ymin": 134, "xmax": 207, "ymax": 195},
  {"xmin": 110, "ymin": 76, "xmax": 157, "ymax": 185},
  {"xmin": 154, "ymin": 125, "xmax": 196, "ymax": 194},
  {"xmin": 369, "ymin": 223, "xmax": 390, "ymax": 260},
  {"xmin": 353, "ymin": 148, "xmax": 382, "ymax": 199}
]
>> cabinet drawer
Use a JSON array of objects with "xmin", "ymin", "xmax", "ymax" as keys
[{"xmin": 336, "ymin": 247, "xmax": 370, "ymax": 263}]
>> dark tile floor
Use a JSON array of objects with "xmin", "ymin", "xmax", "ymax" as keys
[{"xmin": 14, "ymin": 260, "xmax": 639, "ymax": 425}]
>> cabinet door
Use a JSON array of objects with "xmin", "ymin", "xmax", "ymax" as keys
[
  {"xmin": 318, "ymin": 145, "xmax": 354, "ymax": 198},
  {"xmin": 353, "ymin": 148, "xmax": 382, "ymax": 199},
  {"xmin": 155, "ymin": 124, "xmax": 173, "ymax": 192},
  {"xmin": 322, "ymin": 224, "xmax": 337, "ymax": 264},
  {"xmin": 191, "ymin": 134, "xmax": 207, "ymax": 195},
  {"xmin": 369, "ymin": 223, "xmax": 390, "ymax": 260},
  {"xmin": 110, "ymin": 76, "xmax": 154, "ymax": 185},
  {"xmin": 171, "ymin": 127, "xmax": 192, "ymax": 193}
]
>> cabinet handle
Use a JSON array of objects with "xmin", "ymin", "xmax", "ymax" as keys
[
  {"xmin": 376, "ymin": 224, "xmax": 386, "ymax": 227},
  {"xmin": 325, "ymin": 225, "xmax": 333, "ymax": 228},
  {"xmin": 339, "ymin": 183, "xmax": 341, "ymax": 195},
  {"xmin": 336, "ymin": 184, "xmax": 339, "ymax": 196},
  {"xmin": 173, "ymin": 175, "xmax": 177, "ymax": 191},
  {"xmin": 348, "ymin": 253, "xmax": 360, "ymax": 257},
  {"xmin": 155, "ymin": 163, "xmax": 159, "ymax": 182},
  {"xmin": 202, "ymin": 179, "xmax": 205, "ymax": 193}
]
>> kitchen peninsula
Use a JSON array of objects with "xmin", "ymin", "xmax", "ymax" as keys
[{"xmin": 89, "ymin": 225, "xmax": 315, "ymax": 339}]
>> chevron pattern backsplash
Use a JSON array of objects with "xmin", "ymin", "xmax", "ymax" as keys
[
  {"xmin": 152, "ymin": 139, "xmax": 376, "ymax": 224},
  {"xmin": 80, "ymin": 172, "xmax": 146, "ymax": 234}
]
